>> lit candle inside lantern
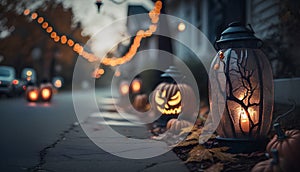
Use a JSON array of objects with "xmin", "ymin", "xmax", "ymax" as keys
[
  {"xmin": 239, "ymin": 108, "xmax": 250, "ymax": 133},
  {"xmin": 249, "ymin": 107, "xmax": 257, "ymax": 123}
]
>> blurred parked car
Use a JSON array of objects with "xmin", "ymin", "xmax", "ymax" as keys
[{"xmin": 0, "ymin": 66, "xmax": 16, "ymax": 97}]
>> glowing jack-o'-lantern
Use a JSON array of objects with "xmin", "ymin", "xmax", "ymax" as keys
[
  {"xmin": 152, "ymin": 82, "xmax": 196, "ymax": 116},
  {"xmin": 154, "ymin": 83, "xmax": 182, "ymax": 115}
]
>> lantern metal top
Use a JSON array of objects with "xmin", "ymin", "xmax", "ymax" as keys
[
  {"xmin": 161, "ymin": 66, "xmax": 184, "ymax": 83},
  {"xmin": 215, "ymin": 22, "xmax": 262, "ymax": 49}
]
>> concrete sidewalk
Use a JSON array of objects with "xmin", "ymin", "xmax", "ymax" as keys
[{"xmin": 33, "ymin": 124, "xmax": 188, "ymax": 172}]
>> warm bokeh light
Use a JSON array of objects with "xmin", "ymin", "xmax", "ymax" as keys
[
  {"xmin": 23, "ymin": 9, "xmax": 30, "ymax": 16},
  {"xmin": 46, "ymin": 27, "xmax": 53, "ymax": 33},
  {"xmin": 26, "ymin": 71, "xmax": 32, "ymax": 76},
  {"xmin": 23, "ymin": 0, "xmax": 163, "ymax": 77},
  {"xmin": 54, "ymin": 36, "xmax": 60, "ymax": 42},
  {"xmin": 178, "ymin": 22, "xmax": 186, "ymax": 32},
  {"xmin": 131, "ymin": 79, "xmax": 141, "ymax": 93},
  {"xmin": 61, "ymin": 35, "xmax": 67, "ymax": 44},
  {"xmin": 37, "ymin": 17, "xmax": 44, "ymax": 24},
  {"xmin": 120, "ymin": 82, "xmax": 130, "ymax": 96},
  {"xmin": 31, "ymin": 13, "xmax": 38, "ymax": 20},
  {"xmin": 12, "ymin": 79, "xmax": 19, "ymax": 85},
  {"xmin": 28, "ymin": 90, "xmax": 39, "ymax": 102},
  {"xmin": 41, "ymin": 88, "xmax": 51, "ymax": 100},
  {"xmin": 42, "ymin": 22, "xmax": 48, "ymax": 29},
  {"xmin": 98, "ymin": 69, "xmax": 105, "ymax": 75},
  {"xmin": 67, "ymin": 39, "xmax": 75, "ymax": 47},
  {"xmin": 92, "ymin": 68, "xmax": 105, "ymax": 78},
  {"xmin": 50, "ymin": 32, "xmax": 57, "ymax": 38},
  {"xmin": 114, "ymin": 70, "xmax": 121, "ymax": 77},
  {"xmin": 54, "ymin": 80, "xmax": 62, "ymax": 88}
]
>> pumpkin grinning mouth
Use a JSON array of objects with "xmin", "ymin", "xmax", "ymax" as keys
[{"xmin": 157, "ymin": 106, "xmax": 182, "ymax": 115}]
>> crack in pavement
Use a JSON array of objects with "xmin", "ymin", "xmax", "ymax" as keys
[{"xmin": 26, "ymin": 122, "xmax": 80, "ymax": 172}]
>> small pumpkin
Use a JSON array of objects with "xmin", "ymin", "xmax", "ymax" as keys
[
  {"xmin": 265, "ymin": 103, "xmax": 300, "ymax": 171},
  {"xmin": 266, "ymin": 123, "xmax": 300, "ymax": 171},
  {"xmin": 166, "ymin": 118, "xmax": 192, "ymax": 134},
  {"xmin": 251, "ymin": 149, "xmax": 283, "ymax": 172},
  {"xmin": 132, "ymin": 94, "xmax": 150, "ymax": 112}
]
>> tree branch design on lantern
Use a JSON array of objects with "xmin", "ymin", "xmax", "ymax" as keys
[
  {"xmin": 211, "ymin": 23, "xmax": 273, "ymax": 153},
  {"xmin": 217, "ymin": 49, "xmax": 266, "ymax": 138}
]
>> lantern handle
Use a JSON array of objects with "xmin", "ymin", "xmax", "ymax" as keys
[
  {"xmin": 273, "ymin": 99, "xmax": 296, "ymax": 140},
  {"xmin": 274, "ymin": 99, "xmax": 296, "ymax": 124},
  {"xmin": 247, "ymin": 23, "xmax": 263, "ymax": 47}
]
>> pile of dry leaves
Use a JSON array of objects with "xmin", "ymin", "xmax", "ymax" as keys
[{"xmin": 150, "ymin": 115, "xmax": 267, "ymax": 172}]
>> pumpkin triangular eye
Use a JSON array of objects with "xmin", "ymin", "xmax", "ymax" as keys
[
  {"xmin": 155, "ymin": 91, "xmax": 165, "ymax": 105},
  {"xmin": 168, "ymin": 91, "xmax": 181, "ymax": 106},
  {"xmin": 161, "ymin": 90, "xmax": 166, "ymax": 98},
  {"xmin": 170, "ymin": 91, "xmax": 180, "ymax": 100}
]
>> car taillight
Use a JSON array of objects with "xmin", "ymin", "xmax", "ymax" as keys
[
  {"xmin": 12, "ymin": 79, "xmax": 19, "ymax": 85},
  {"xmin": 27, "ymin": 89, "xmax": 39, "ymax": 102},
  {"xmin": 40, "ymin": 87, "xmax": 52, "ymax": 102}
]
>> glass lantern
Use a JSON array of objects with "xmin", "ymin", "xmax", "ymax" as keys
[{"xmin": 210, "ymin": 22, "xmax": 274, "ymax": 143}]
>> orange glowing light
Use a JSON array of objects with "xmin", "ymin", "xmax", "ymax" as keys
[
  {"xmin": 24, "ymin": 9, "xmax": 30, "ymax": 16},
  {"xmin": 37, "ymin": 17, "xmax": 44, "ymax": 24},
  {"xmin": 41, "ymin": 88, "xmax": 51, "ymax": 100},
  {"xmin": 61, "ymin": 35, "xmax": 67, "ymax": 44},
  {"xmin": 12, "ymin": 79, "xmax": 19, "ymax": 85},
  {"xmin": 26, "ymin": 70, "xmax": 33, "ymax": 76},
  {"xmin": 46, "ymin": 27, "xmax": 53, "ymax": 33},
  {"xmin": 98, "ymin": 69, "xmax": 105, "ymax": 75},
  {"xmin": 31, "ymin": 13, "xmax": 38, "ymax": 20},
  {"xmin": 131, "ymin": 79, "xmax": 141, "ymax": 93},
  {"xmin": 239, "ymin": 107, "xmax": 256, "ymax": 133},
  {"xmin": 51, "ymin": 32, "xmax": 57, "ymax": 38},
  {"xmin": 54, "ymin": 80, "xmax": 62, "ymax": 88},
  {"xmin": 178, "ymin": 22, "xmax": 186, "ymax": 32},
  {"xmin": 92, "ymin": 68, "xmax": 105, "ymax": 78},
  {"xmin": 54, "ymin": 36, "xmax": 60, "ymax": 42},
  {"xmin": 114, "ymin": 71, "xmax": 121, "ymax": 77},
  {"xmin": 67, "ymin": 39, "xmax": 74, "ymax": 47},
  {"xmin": 24, "ymin": 0, "xmax": 163, "ymax": 69},
  {"xmin": 28, "ymin": 90, "xmax": 38, "ymax": 101},
  {"xmin": 42, "ymin": 22, "xmax": 48, "ymax": 29},
  {"xmin": 120, "ymin": 82, "xmax": 129, "ymax": 95}
]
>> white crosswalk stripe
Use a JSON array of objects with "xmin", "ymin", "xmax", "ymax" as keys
[{"xmin": 87, "ymin": 96, "xmax": 145, "ymax": 127}]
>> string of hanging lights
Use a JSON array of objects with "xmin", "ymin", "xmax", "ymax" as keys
[{"xmin": 22, "ymin": 0, "xmax": 162, "ymax": 78}]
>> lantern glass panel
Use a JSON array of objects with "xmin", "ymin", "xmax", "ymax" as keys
[{"xmin": 210, "ymin": 48, "xmax": 273, "ymax": 139}]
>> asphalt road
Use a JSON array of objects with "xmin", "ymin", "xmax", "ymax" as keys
[
  {"xmin": 0, "ymin": 91, "xmax": 81, "ymax": 171},
  {"xmin": 0, "ymin": 90, "xmax": 188, "ymax": 172}
]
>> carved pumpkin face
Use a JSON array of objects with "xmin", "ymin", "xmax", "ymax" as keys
[
  {"xmin": 155, "ymin": 87, "xmax": 182, "ymax": 115},
  {"xmin": 152, "ymin": 82, "xmax": 198, "ymax": 117}
]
